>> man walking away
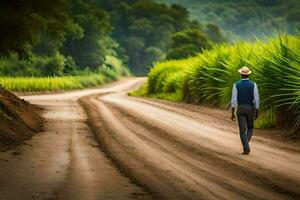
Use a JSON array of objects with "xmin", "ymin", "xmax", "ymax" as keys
[{"xmin": 231, "ymin": 66, "xmax": 259, "ymax": 155}]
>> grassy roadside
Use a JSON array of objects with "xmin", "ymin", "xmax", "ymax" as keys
[
  {"xmin": 0, "ymin": 74, "xmax": 115, "ymax": 92},
  {"xmin": 0, "ymin": 68, "xmax": 128, "ymax": 92},
  {"xmin": 131, "ymin": 35, "xmax": 300, "ymax": 131},
  {"xmin": 0, "ymin": 55, "xmax": 132, "ymax": 92}
]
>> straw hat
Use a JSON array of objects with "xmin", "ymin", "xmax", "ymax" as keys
[{"xmin": 238, "ymin": 66, "xmax": 252, "ymax": 75}]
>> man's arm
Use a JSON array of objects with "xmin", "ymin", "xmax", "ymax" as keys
[
  {"xmin": 231, "ymin": 83, "xmax": 237, "ymax": 121},
  {"xmin": 254, "ymin": 83, "xmax": 260, "ymax": 120}
]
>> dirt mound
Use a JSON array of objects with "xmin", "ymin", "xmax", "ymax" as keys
[{"xmin": 0, "ymin": 87, "xmax": 43, "ymax": 151}]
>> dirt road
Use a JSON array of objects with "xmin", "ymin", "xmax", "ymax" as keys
[
  {"xmin": 0, "ymin": 78, "xmax": 300, "ymax": 200},
  {"xmin": 0, "ymin": 79, "xmax": 151, "ymax": 200}
]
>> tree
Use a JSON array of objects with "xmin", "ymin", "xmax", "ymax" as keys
[
  {"xmin": 166, "ymin": 29, "xmax": 211, "ymax": 59},
  {"xmin": 0, "ymin": 0, "xmax": 71, "ymax": 59},
  {"xmin": 204, "ymin": 23, "xmax": 227, "ymax": 43},
  {"xmin": 158, "ymin": 0, "xmax": 300, "ymax": 40},
  {"xmin": 61, "ymin": 0, "xmax": 113, "ymax": 70},
  {"xmin": 104, "ymin": 0, "xmax": 197, "ymax": 75}
]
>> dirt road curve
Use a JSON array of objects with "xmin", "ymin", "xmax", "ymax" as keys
[
  {"xmin": 1, "ymin": 78, "xmax": 300, "ymax": 200},
  {"xmin": 0, "ymin": 79, "xmax": 151, "ymax": 200}
]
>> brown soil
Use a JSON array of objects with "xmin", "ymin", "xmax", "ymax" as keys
[{"xmin": 0, "ymin": 87, "xmax": 43, "ymax": 151}]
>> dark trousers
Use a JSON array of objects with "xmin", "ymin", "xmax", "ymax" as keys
[{"xmin": 237, "ymin": 104, "xmax": 255, "ymax": 151}]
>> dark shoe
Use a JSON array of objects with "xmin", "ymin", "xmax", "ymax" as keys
[{"xmin": 242, "ymin": 149, "xmax": 250, "ymax": 155}]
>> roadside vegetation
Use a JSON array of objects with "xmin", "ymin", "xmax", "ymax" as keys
[
  {"xmin": 132, "ymin": 35, "xmax": 300, "ymax": 131},
  {"xmin": 0, "ymin": 54, "xmax": 130, "ymax": 92},
  {"xmin": 0, "ymin": 74, "xmax": 110, "ymax": 92}
]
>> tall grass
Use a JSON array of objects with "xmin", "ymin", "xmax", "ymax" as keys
[
  {"xmin": 139, "ymin": 35, "xmax": 300, "ymax": 130},
  {"xmin": 146, "ymin": 58, "xmax": 200, "ymax": 101},
  {"xmin": 255, "ymin": 36, "xmax": 300, "ymax": 130},
  {"xmin": 0, "ymin": 73, "xmax": 114, "ymax": 92}
]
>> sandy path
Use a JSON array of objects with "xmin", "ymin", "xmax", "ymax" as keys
[
  {"xmin": 0, "ymin": 78, "xmax": 151, "ymax": 200},
  {"xmin": 79, "ymin": 79, "xmax": 300, "ymax": 200}
]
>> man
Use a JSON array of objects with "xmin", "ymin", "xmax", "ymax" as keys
[{"xmin": 231, "ymin": 66, "xmax": 259, "ymax": 155}]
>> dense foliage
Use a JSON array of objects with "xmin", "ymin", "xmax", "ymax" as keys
[
  {"xmin": 96, "ymin": 0, "xmax": 225, "ymax": 75},
  {"xmin": 136, "ymin": 35, "xmax": 300, "ymax": 131},
  {"xmin": 158, "ymin": 0, "xmax": 300, "ymax": 40},
  {"xmin": 166, "ymin": 29, "xmax": 212, "ymax": 59},
  {"xmin": 0, "ymin": 0, "xmax": 226, "ymax": 77},
  {"xmin": 0, "ymin": 0, "xmax": 128, "ymax": 78},
  {"xmin": 0, "ymin": 0, "xmax": 71, "ymax": 59}
]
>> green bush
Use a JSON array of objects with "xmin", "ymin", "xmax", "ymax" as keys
[
  {"xmin": 99, "ymin": 55, "xmax": 131, "ymax": 79},
  {"xmin": 0, "ymin": 53, "xmax": 68, "ymax": 77}
]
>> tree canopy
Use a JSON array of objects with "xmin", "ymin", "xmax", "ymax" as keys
[
  {"xmin": 0, "ymin": 0, "xmax": 71, "ymax": 59},
  {"xmin": 0, "ymin": 0, "xmax": 226, "ymax": 76},
  {"xmin": 166, "ymin": 29, "xmax": 211, "ymax": 59},
  {"xmin": 158, "ymin": 0, "xmax": 300, "ymax": 40}
]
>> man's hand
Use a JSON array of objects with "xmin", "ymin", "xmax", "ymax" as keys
[
  {"xmin": 231, "ymin": 114, "xmax": 236, "ymax": 121},
  {"xmin": 255, "ymin": 109, "xmax": 259, "ymax": 120},
  {"xmin": 231, "ymin": 108, "xmax": 236, "ymax": 121}
]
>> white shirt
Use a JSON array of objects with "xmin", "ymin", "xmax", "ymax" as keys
[{"xmin": 231, "ymin": 79, "xmax": 260, "ymax": 109}]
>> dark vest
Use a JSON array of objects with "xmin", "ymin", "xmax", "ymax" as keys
[{"xmin": 236, "ymin": 79, "xmax": 254, "ymax": 106}]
